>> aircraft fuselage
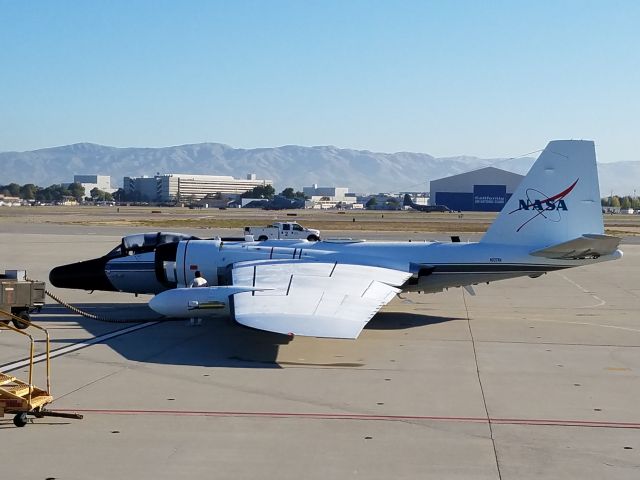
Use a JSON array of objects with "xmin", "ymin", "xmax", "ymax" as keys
[{"xmin": 50, "ymin": 237, "xmax": 620, "ymax": 299}]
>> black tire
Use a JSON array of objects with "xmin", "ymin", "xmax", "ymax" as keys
[
  {"xmin": 258, "ymin": 235, "xmax": 268, "ymax": 241},
  {"xmin": 307, "ymin": 235, "xmax": 319, "ymax": 242},
  {"xmin": 12, "ymin": 311, "xmax": 30, "ymax": 330},
  {"xmin": 13, "ymin": 412, "xmax": 28, "ymax": 427}
]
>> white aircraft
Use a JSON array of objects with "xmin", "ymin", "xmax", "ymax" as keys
[{"xmin": 50, "ymin": 140, "xmax": 621, "ymax": 339}]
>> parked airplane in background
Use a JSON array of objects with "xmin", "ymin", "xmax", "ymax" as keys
[
  {"xmin": 50, "ymin": 140, "xmax": 621, "ymax": 339},
  {"xmin": 243, "ymin": 195, "xmax": 305, "ymax": 210},
  {"xmin": 403, "ymin": 194, "xmax": 451, "ymax": 212}
]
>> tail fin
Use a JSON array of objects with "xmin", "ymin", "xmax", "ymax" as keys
[
  {"xmin": 481, "ymin": 140, "xmax": 604, "ymax": 247},
  {"xmin": 403, "ymin": 194, "xmax": 413, "ymax": 207}
]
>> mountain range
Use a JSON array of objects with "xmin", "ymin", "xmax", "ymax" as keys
[{"xmin": 0, "ymin": 142, "xmax": 636, "ymax": 195}]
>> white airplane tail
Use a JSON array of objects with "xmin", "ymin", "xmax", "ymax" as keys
[{"xmin": 481, "ymin": 140, "xmax": 604, "ymax": 247}]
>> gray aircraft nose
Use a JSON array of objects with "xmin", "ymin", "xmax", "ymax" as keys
[{"xmin": 49, "ymin": 257, "xmax": 117, "ymax": 291}]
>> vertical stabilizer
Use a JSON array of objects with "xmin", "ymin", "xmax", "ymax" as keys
[
  {"xmin": 403, "ymin": 194, "xmax": 413, "ymax": 207},
  {"xmin": 481, "ymin": 140, "xmax": 603, "ymax": 247}
]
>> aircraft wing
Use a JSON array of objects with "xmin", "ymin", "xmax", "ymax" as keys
[
  {"xmin": 231, "ymin": 260, "xmax": 412, "ymax": 339},
  {"xmin": 529, "ymin": 234, "xmax": 621, "ymax": 260}
]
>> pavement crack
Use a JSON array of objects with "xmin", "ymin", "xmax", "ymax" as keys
[{"xmin": 463, "ymin": 290, "xmax": 503, "ymax": 480}]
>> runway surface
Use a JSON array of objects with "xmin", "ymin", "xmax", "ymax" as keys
[{"xmin": 1, "ymin": 226, "xmax": 639, "ymax": 479}]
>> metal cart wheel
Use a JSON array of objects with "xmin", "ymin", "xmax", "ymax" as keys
[
  {"xmin": 13, "ymin": 412, "xmax": 28, "ymax": 427},
  {"xmin": 12, "ymin": 311, "xmax": 30, "ymax": 330}
]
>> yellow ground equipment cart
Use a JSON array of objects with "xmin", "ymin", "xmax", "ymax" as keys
[
  {"xmin": 0, "ymin": 310, "xmax": 82, "ymax": 427},
  {"xmin": 0, "ymin": 270, "xmax": 45, "ymax": 329}
]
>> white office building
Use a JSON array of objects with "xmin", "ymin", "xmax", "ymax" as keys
[
  {"xmin": 302, "ymin": 184, "xmax": 358, "ymax": 208},
  {"xmin": 303, "ymin": 185, "xmax": 350, "ymax": 200},
  {"xmin": 124, "ymin": 173, "xmax": 272, "ymax": 202},
  {"xmin": 73, "ymin": 175, "xmax": 116, "ymax": 194}
]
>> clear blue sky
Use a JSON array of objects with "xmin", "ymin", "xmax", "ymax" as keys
[{"xmin": 1, "ymin": 0, "xmax": 638, "ymax": 161}]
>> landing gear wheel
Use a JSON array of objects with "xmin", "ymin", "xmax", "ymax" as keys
[
  {"xmin": 12, "ymin": 311, "xmax": 30, "ymax": 330},
  {"xmin": 258, "ymin": 235, "xmax": 268, "ymax": 241},
  {"xmin": 307, "ymin": 235, "xmax": 319, "ymax": 242},
  {"xmin": 13, "ymin": 412, "xmax": 28, "ymax": 427}
]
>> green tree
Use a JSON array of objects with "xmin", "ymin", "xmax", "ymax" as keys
[
  {"xmin": 35, "ymin": 184, "xmax": 69, "ymax": 203},
  {"xmin": 67, "ymin": 182, "xmax": 85, "ymax": 202},
  {"xmin": 280, "ymin": 187, "xmax": 295, "ymax": 199},
  {"xmin": 620, "ymin": 197, "xmax": 632, "ymax": 209},
  {"xmin": 632, "ymin": 197, "xmax": 640, "ymax": 210},
  {"xmin": 279, "ymin": 188, "xmax": 306, "ymax": 200},
  {"xmin": 90, "ymin": 188, "xmax": 113, "ymax": 202},
  {"xmin": 611, "ymin": 196, "xmax": 621, "ymax": 208},
  {"xmin": 6, "ymin": 183, "xmax": 20, "ymax": 196},
  {"xmin": 241, "ymin": 185, "xmax": 275, "ymax": 199},
  {"xmin": 365, "ymin": 197, "xmax": 377, "ymax": 209},
  {"xmin": 34, "ymin": 187, "xmax": 50, "ymax": 203},
  {"xmin": 19, "ymin": 184, "xmax": 37, "ymax": 200}
]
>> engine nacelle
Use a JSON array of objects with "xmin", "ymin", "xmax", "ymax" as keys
[
  {"xmin": 159, "ymin": 239, "xmax": 224, "ymax": 289},
  {"xmin": 168, "ymin": 239, "xmax": 324, "ymax": 289}
]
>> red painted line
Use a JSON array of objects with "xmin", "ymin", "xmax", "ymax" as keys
[{"xmin": 53, "ymin": 409, "xmax": 640, "ymax": 429}]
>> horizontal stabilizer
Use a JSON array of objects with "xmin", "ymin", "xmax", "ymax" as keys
[{"xmin": 530, "ymin": 234, "xmax": 620, "ymax": 260}]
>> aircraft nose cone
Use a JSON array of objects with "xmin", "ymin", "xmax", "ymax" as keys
[{"xmin": 49, "ymin": 257, "xmax": 116, "ymax": 291}]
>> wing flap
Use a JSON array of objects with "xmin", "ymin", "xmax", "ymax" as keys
[
  {"xmin": 530, "ymin": 234, "xmax": 621, "ymax": 260},
  {"xmin": 231, "ymin": 261, "xmax": 411, "ymax": 339}
]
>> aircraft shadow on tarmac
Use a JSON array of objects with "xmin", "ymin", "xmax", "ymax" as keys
[
  {"xmin": 32, "ymin": 303, "xmax": 460, "ymax": 369},
  {"xmin": 365, "ymin": 311, "xmax": 460, "ymax": 330}
]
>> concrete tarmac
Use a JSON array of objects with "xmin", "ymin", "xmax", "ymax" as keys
[{"xmin": 1, "ymin": 228, "xmax": 639, "ymax": 479}]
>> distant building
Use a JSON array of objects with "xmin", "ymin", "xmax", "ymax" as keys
[
  {"xmin": 57, "ymin": 196, "xmax": 78, "ymax": 206},
  {"xmin": 123, "ymin": 176, "xmax": 160, "ymax": 202},
  {"xmin": 73, "ymin": 175, "xmax": 116, "ymax": 194},
  {"xmin": 303, "ymin": 185, "xmax": 349, "ymax": 199},
  {"xmin": 303, "ymin": 184, "xmax": 356, "ymax": 208},
  {"xmin": 430, "ymin": 167, "xmax": 524, "ymax": 212},
  {"xmin": 0, "ymin": 195, "xmax": 22, "ymax": 206},
  {"xmin": 124, "ymin": 173, "xmax": 272, "ymax": 203}
]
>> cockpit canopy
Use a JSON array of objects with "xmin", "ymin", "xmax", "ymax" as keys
[{"xmin": 107, "ymin": 232, "xmax": 200, "ymax": 257}]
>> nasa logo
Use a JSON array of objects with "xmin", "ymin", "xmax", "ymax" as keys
[
  {"xmin": 518, "ymin": 199, "xmax": 568, "ymax": 211},
  {"xmin": 509, "ymin": 179, "xmax": 578, "ymax": 232}
]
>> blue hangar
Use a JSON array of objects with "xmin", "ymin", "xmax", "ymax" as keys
[{"xmin": 430, "ymin": 167, "xmax": 524, "ymax": 212}]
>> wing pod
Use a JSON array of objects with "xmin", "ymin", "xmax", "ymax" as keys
[{"xmin": 149, "ymin": 286, "xmax": 271, "ymax": 318}]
